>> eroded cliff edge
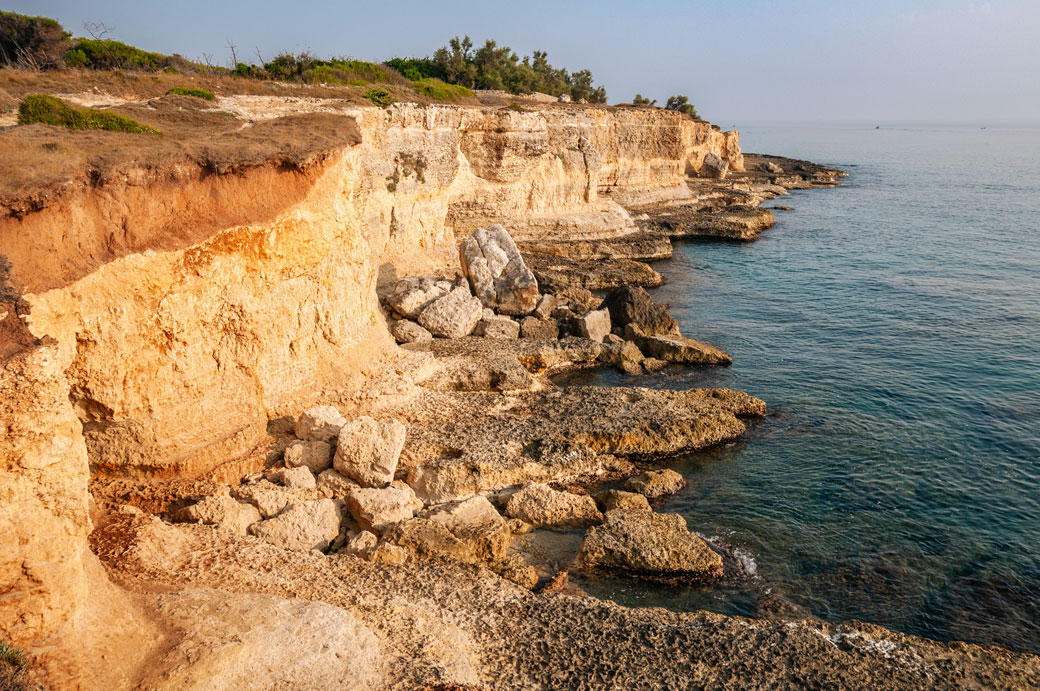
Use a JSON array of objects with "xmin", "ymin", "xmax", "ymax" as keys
[{"xmin": 3, "ymin": 99, "xmax": 1035, "ymax": 689}]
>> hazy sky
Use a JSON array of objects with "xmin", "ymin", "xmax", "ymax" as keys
[{"xmin": 11, "ymin": 0, "xmax": 1039, "ymax": 124}]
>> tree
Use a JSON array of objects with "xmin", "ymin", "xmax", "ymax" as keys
[
  {"xmin": 665, "ymin": 94, "xmax": 700, "ymax": 120},
  {"xmin": 632, "ymin": 94, "xmax": 656, "ymax": 106}
]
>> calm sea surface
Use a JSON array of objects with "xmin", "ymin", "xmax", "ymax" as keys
[{"xmin": 564, "ymin": 124, "xmax": 1040, "ymax": 653}]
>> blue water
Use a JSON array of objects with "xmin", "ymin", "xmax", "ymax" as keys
[{"xmin": 567, "ymin": 124, "xmax": 1040, "ymax": 654}]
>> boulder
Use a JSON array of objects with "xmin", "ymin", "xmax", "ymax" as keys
[
  {"xmin": 595, "ymin": 489, "xmax": 651, "ymax": 513},
  {"xmin": 701, "ymin": 153, "xmax": 729, "ymax": 180},
  {"xmin": 760, "ymin": 160, "xmax": 784, "ymax": 174},
  {"xmin": 642, "ymin": 357, "xmax": 669, "ymax": 372},
  {"xmin": 497, "ymin": 553, "xmax": 539, "ymax": 589},
  {"xmin": 343, "ymin": 530, "xmax": 378, "ymax": 555},
  {"xmin": 459, "ymin": 225, "xmax": 541, "ymax": 316},
  {"xmin": 248, "ymin": 499, "xmax": 342, "ymax": 552},
  {"xmin": 601, "ymin": 286, "xmax": 679, "ymax": 337},
  {"xmin": 626, "ymin": 325, "xmax": 732, "ymax": 366},
  {"xmin": 282, "ymin": 465, "xmax": 317, "ymax": 490},
  {"xmin": 418, "ymin": 286, "xmax": 483, "ymax": 338},
  {"xmin": 474, "ymin": 314, "xmax": 521, "ymax": 339},
  {"xmin": 390, "ymin": 319, "xmax": 433, "ymax": 344},
  {"xmin": 171, "ymin": 492, "xmax": 261, "ymax": 535},
  {"xmin": 316, "ymin": 468, "xmax": 360, "ymax": 498},
  {"xmin": 624, "ymin": 469, "xmax": 686, "ymax": 500},
  {"xmin": 427, "ymin": 495, "xmax": 511, "ymax": 563},
  {"xmin": 505, "ymin": 483, "xmax": 603, "ymax": 529},
  {"xmin": 333, "ymin": 416, "xmax": 407, "ymax": 488},
  {"xmin": 345, "ymin": 483, "xmax": 423, "ymax": 533},
  {"xmin": 519, "ymin": 316, "xmax": 559, "ymax": 340},
  {"xmin": 365, "ymin": 542, "xmax": 409, "ymax": 565},
  {"xmin": 598, "ymin": 340, "xmax": 644, "ymax": 375},
  {"xmin": 532, "ymin": 294, "xmax": 557, "ymax": 320},
  {"xmin": 295, "ymin": 406, "xmax": 346, "ymax": 442},
  {"xmin": 283, "ymin": 440, "xmax": 333, "ymax": 474},
  {"xmin": 385, "ymin": 276, "xmax": 453, "ymax": 318},
  {"xmin": 579, "ymin": 510, "xmax": 723, "ymax": 581},
  {"xmin": 382, "ymin": 518, "xmax": 472, "ymax": 563},
  {"xmin": 233, "ymin": 481, "xmax": 295, "ymax": 519},
  {"xmin": 576, "ymin": 308, "xmax": 611, "ymax": 343}
]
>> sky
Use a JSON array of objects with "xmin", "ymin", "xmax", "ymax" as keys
[{"xmin": 9, "ymin": 0, "xmax": 1040, "ymax": 125}]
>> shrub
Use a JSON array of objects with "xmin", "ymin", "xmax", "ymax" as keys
[
  {"xmin": 18, "ymin": 94, "xmax": 160, "ymax": 133},
  {"xmin": 632, "ymin": 94, "xmax": 656, "ymax": 106},
  {"xmin": 0, "ymin": 11, "xmax": 71, "ymax": 69},
  {"xmin": 65, "ymin": 38, "xmax": 168, "ymax": 70},
  {"xmin": 166, "ymin": 87, "xmax": 215, "ymax": 100},
  {"xmin": 385, "ymin": 57, "xmax": 444, "ymax": 82},
  {"xmin": 363, "ymin": 87, "xmax": 396, "ymax": 107},
  {"xmin": 664, "ymin": 94, "xmax": 701, "ymax": 121},
  {"xmin": 413, "ymin": 78, "xmax": 473, "ymax": 102}
]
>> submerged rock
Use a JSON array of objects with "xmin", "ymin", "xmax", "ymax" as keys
[
  {"xmin": 418, "ymin": 285, "xmax": 484, "ymax": 338},
  {"xmin": 624, "ymin": 469, "xmax": 687, "ymax": 500},
  {"xmin": 579, "ymin": 509, "xmax": 723, "ymax": 581},
  {"xmin": 460, "ymin": 224, "xmax": 541, "ymax": 316},
  {"xmin": 505, "ymin": 483, "xmax": 603, "ymax": 529},
  {"xmin": 333, "ymin": 416, "xmax": 407, "ymax": 488}
]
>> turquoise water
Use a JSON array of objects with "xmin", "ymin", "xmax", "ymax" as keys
[{"xmin": 567, "ymin": 125, "xmax": 1040, "ymax": 653}]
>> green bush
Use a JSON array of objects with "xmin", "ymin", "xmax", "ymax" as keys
[
  {"xmin": 65, "ymin": 38, "xmax": 167, "ymax": 70},
  {"xmin": 665, "ymin": 94, "xmax": 701, "ymax": 121},
  {"xmin": 18, "ymin": 94, "xmax": 160, "ymax": 133},
  {"xmin": 413, "ymin": 78, "xmax": 473, "ymax": 102},
  {"xmin": 632, "ymin": 94, "xmax": 656, "ymax": 106},
  {"xmin": 0, "ymin": 11, "xmax": 70, "ymax": 69},
  {"xmin": 166, "ymin": 86, "xmax": 215, "ymax": 100},
  {"xmin": 363, "ymin": 87, "xmax": 396, "ymax": 107}
]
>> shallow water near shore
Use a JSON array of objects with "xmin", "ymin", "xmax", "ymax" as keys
[{"xmin": 561, "ymin": 124, "xmax": 1040, "ymax": 654}]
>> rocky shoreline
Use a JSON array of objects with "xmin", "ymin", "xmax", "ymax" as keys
[{"xmin": 81, "ymin": 157, "xmax": 1040, "ymax": 689}]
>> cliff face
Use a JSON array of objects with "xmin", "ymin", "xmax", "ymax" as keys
[{"xmin": 8, "ymin": 103, "xmax": 742, "ymax": 481}]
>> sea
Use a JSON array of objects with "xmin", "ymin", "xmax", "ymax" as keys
[{"xmin": 563, "ymin": 123, "xmax": 1040, "ymax": 654}]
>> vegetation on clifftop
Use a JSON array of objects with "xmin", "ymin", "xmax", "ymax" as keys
[
  {"xmin": 18, "ymin": 94, "xmax": 160, "ymax": 133},
  {"xmin": 166, "ymin": 86, "xmax": 215, "ymax": 100}
]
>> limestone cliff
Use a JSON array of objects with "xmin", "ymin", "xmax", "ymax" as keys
[{"xmin": 5, "ymin": 102, "xmax": 742, "ymax": 479}]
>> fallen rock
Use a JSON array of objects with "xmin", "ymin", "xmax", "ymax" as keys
[
  {"xmin": 598, "ymin": 340, "xmax": 644, "ymax": 375},
  {"xmin": 283, "ymin": 440, "xmax": 333, "ymax": 474},
  {"xmin": 295, "ymin": 406, "xmax": 346, "ymax": 442},
  {"xmin": 701, "ymin": 152, "xmax": 729, "ymax": 180},
  {"xmin": 386, "ymin": 276, "xmax": 453, "ymax": 318},
  {"xmin": 554, "ymin": 285, "xmax": 601, "ymax": 311},
  {"xmin": 390, "ymin": 319, "xmax": 434, "ymax": 344},
  {"xmin": 365, "ymin": 542, "xmax": 409, "ymax": 564},
  {"xmin": 760, "ymin": 160, "xmax": 784, "ymax": 174},
  {"xmin": 642, "ymin": 357, "xmax": 669, "ymax": 372},
  {"xmin": 345, "ymin": 483, "xmax": 423, "ymax": 533},
  {"xmin": 333, "ymin": 416, "xmax": 407, "ymax": 488},
  {"xmin": 233, "ymin": 481, "xmax": 295, "ymax": 519},
  {"xmin": 505, "ymin": 483, "xmax": 603, "ymax": 529},
  {"xmin": 626, "ymin": 325, "xmax": 732, "ymax": 366},
  {"xmin": 459, "ymin": 224, "xmax": 540, "ymax": 315},
  {"xmin": 526, "ymin": 254, "xmax": 663, "ymax": 291},
  {"xmin": 316, "ymin": 468, "xmax": 359, "ymax": 498},
  {"xmin": 474, "ymin": 314, "xmax": 521, "ymax": 339},
  {"xmin": 343, "ymin": 530, "xmax": 378, "ymax": 555},
  {"xmin": 148, "ymin": 589, "xmax": 383, "ymax": 691},
  {"xmin": 520, "ymin": 316, "xmax": 559, "ymax": 340},
  {"xmin": 576, "ymin": 309, "xmax": 611, "ymax": 343},
  {"xmin": 497, "ymin": 553, "xmax": 539, "ymax": 589},
  {"xmin": 248, "ymin": 499, "xmax": 341, "ymax": 552},
  {"xmin": 579, "ymin": 510, "xmax": 723, "ymax": 581},
  {"xmin": 418, "ymin": 286, "xmax": 484, "ymax": 338},
  {"xmin": 596, "ymin": 489, "xmax": 652, "ymax": 513},
  {"xmin": 171, "ymin": 493, "xmax": 261, "ymax": 535},
  {"xmin": 532, "ymin": 294, "xmax": 557, "ymax": 320},
  {"xmin": 624, "ymin": 469, "xmax": 686, "ymax": 500},
  {"xmin": 427, "ymin": 495, "xmax": 511, "ymax": 563},
  {"xmin": 601, "ymin": 286, "xmax": 679, "ymax": 337},
  {"xmin": 282, "ymin": 466, "xmax": 317, "ymax": 490}
]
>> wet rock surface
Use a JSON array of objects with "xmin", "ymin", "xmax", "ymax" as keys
[{"xmin": 579, "ymin": 509, "xmax": 724, "ymax": 582}]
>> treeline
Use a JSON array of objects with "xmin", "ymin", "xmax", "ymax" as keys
[
  {"xmin": 387, "ymin": 36, "xmax": 607, "ymax": 103},
  {"xmin": 0, "ymin": 13, "xmax": 606, "ymax": 103}
]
